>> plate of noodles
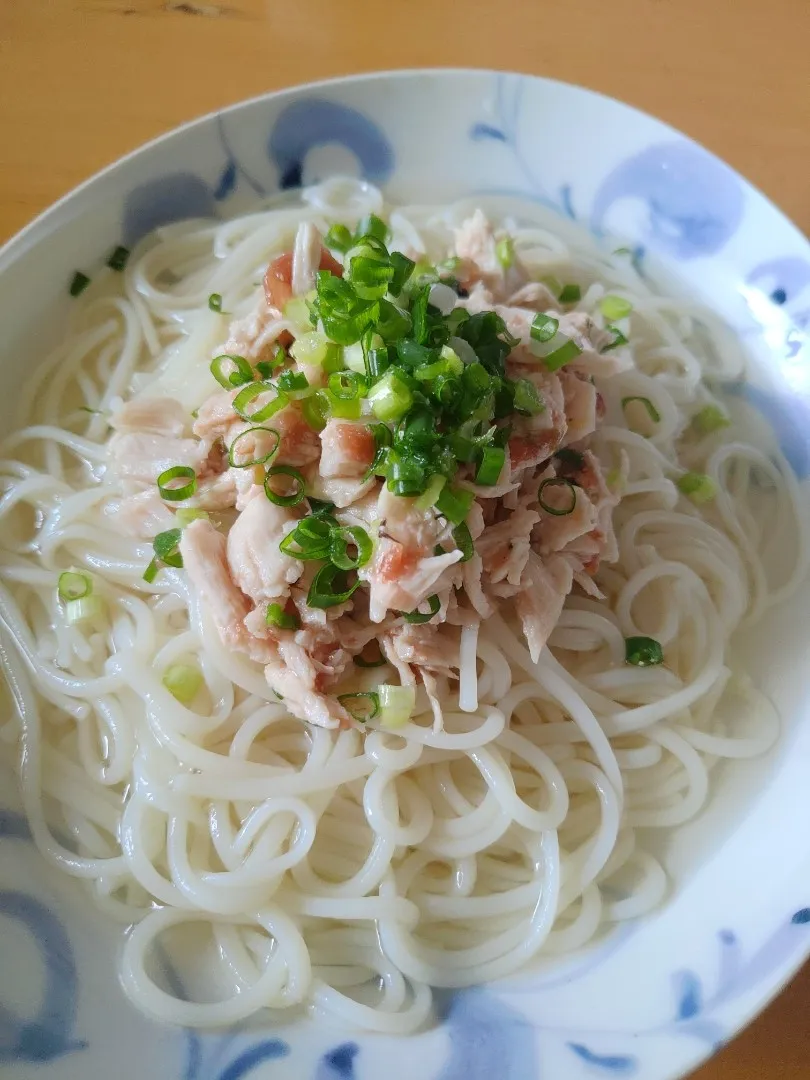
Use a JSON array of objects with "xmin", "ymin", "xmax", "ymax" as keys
[{"xmin": 1, "ymin": 69, "xmax": 809, "ymax": 1080}]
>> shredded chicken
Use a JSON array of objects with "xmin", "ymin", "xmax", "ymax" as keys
[{"xmin": 112, "ymin": 209, "xmax": 626, "ymax": 729}]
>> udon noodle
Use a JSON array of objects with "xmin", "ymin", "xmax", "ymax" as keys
[{"xmin": 0, "ymin": 178, "xmax": 805, "ymax": 1032}]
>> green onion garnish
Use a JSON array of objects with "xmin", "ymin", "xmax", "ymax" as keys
[
  {"xmin": 475, "ymin": 446, "xmax": 505, "ymax": 486},
  {"xmin": 208, "ymin": 293, "xmax": 224, "ymax": 313},
  {"xmin": 452, "ymin": 521, "xmax": 474, "ymax": 562},
  {"xmin": 264, "ymin": 465, "xmax": 305, "ymax": 507},
  {"xmin": 538, "ymin": 477, "xmax": 577, "ymax": 516},
  {"xmin": 693, "ymin": 404, "xmax": 730, "ymax": 434},
  {"xmin": 495, "ymin": 235, "xmax": 514, "ymax": 270},
  {"xmin": 276, "ymin": 370, "xmax": 310, "ymax": 395},
  {"xmin": 378, "ymin": 683, "xmax": 416, "ymax": 728},
  {"xmin": 144, "ymin": 527, "xmax": 184, "ymax": 583},
  {"xmin": 301, "ymin": 390, "xmax": 331, "ymax": 432},
  {"xmin": 389, "ymin": 252, "xmax": 416, "ymax": 296},
  {"xmin": 622, "ymin": 396, "xmax": 661, "ymax": 425},
  {"xmin": 436, "ymin": 485, "xmax": 474, "ymax": 526},
  {"xmin": 543, "ymin": 339, "xmax": 583, "ymax": 372},
  {"xmin": 107, "ymin": 246, "xmax": 130, "ymax": 272},
  {"xmin": 210, "ymin": 353, "xmax": 254, "ymax": 389},
  {"xmin": 337, "ymin": 691, "xmax": 380, "ymax": 722},
  {"xmin": 330, "ymin": 525, "xmax": 372, "ymax": 570},
  {"xmin": 163, "ymin": 663, "xmax": 203, "ymax": 704},
  {"xmin": 58, "ymin": 570, "xmax": 92, "ymax": 602},
  {"xmin": 69, "ymin": 271, "xmax": 91, "ymax": 297},
  {"xmin": 157, "ymin": 466, "xmax": 197, "ymax": 502},
  {"xmin": 279, "ymin": 516, "xmax": 333, "ymax": 560},
  {"xmin": 232, "ymin": 382, "xmax": 288, "ymax": 423},
  {"xmin": 413, "ymin": 473, "xmax": 447, "ymax": 511},
  {"xmin": 513, "ymin": 378, "xmax": 545, "ymax": 415},
  {"xmin": 265, "ymin": 602, "xmax": 300, "ymax": 630},
  {"xmin": 291, "ymin": 331, "xmax": 331, "ymax": 366},
  {"xmin": 368, "ymin": 370, "xmax": 413, "ymax": 422},
  {"xmin": 324, "ymin": 224, "xmax": 353, "ymax": 253},
  {"xmin": 227, "ymin": 426, "xmax": 280, "ymax": 469},
  {"xmin": 307, "ymin": 563, "xmax": 360, "ymax": 609},
  {"xmin": 357, "ymin": 213, "xmax": 389, "ymax": 244},
  {"xmin": 256, "ymin": 345, "xmax": 286, "ymax": 380},
  {"xmin": 599, "ymin": 295, "xmax": 632, "ymax": 320},
  {"xmin": 676, "ymin": 471, "xmax": 717, "ymax": 504},
  {"xmin": 625, "ymin": 636, "xmax": 664, "ymax": 667},
  {"xmin": 175, "ymin": 508, "xmax": 210, "ymax": 527},
  {"xmin": 603, "ymin": 326, "xmax": 629, "ymax": 352},
  {"xmin": 400, "ymin": 594, "xmax": 441, "ymax": 624},
  {"xmin": 558, "ymin": 284, "xmax": 582, "ymax": 304},
  {"xmin": 530, "ymin": 313, "xmax": 559, "ymax": 343},
  {"xmin": 65, "ymin": 595, "xmax": 104, "ymax": 624},
  {"xmin": 328, "ymin": 370, "xmax": 367, "ymax": 401},
  {"xmin": 355, "ymin": 641, "xmax": 387, "ymax": 668}
]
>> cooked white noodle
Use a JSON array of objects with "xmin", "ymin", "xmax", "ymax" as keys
[{"xmin": 0, "ymin": 179, "xmax": 806, "ymax": 1032}]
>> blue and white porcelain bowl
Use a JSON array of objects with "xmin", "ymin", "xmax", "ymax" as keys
[{"xmin": 2, "ymin": 69, "xmax": 810, "ymax": 1080}]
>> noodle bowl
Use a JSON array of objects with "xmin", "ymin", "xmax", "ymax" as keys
[{"xmin": 0, "ymin": 178, "xmax": 805, "ymax": 1032}]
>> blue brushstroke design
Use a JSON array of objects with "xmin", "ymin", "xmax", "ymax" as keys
[
  {"xmin": 591, "ymin": 141, "xmax": 745, "ymax": 258},
  {"xmin": 470, "ymin": 123, "xmax": 507, "ymax": 142},
  {"xmin": 314, "ymin": 1042, "xmax": 360, "ymax": 1080},
  {"xmin": 269, "ymin": 98, "xmax": 394, "ymax": 190},
  {"xmin": 216, "ymin": 1039, "xmax": 289, "ymax": 1080},
  {"xmin": 722, "ymin": 381, "xmax": 810, "ymax": 478},
  {"xmin": 746, "ymin": 257, "xmax": 810, "ymax": 307},
  {"xmin": 435, "ymin": 988, "xmax": 537, "ymax": 1080},
  {"xmin": 0, "ymin": 890, "xmax": 85, "ymax": 1062},
  {"xmin": 567, "ymin": 1043, "xmax": 638, "ymax": 1074},
  {"xmin": 674, "ymin": 971, "xmax": 702, "ymax": 1020},
  {"xmin": 123, "ymin": 172, "xmax": 216, "ymax": 246},
  {"xmin": 213, "ymin": 160, "xmax": 238, "ymax": 202}
]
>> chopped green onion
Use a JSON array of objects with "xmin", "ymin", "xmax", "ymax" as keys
[
  {"xmin": 328, "ymin": 370, "xmax": 367, "ymax": 400},
  {"xmin": 227, "ymin": 426, "xmax": 280, "ymax": 468},
  {"xmin": 389, "ymin": 252, "xmax": 416, "ymax": 296},
  {"xmin": 378, "ymin": 683, "xmax": 416, "ymax": 729},
  {"xmin": 495, "ymin": 235, "xmax": 515, "ymax": 270},
  {"xmin": 356, "ymin": 213, "xmax": 389, "ymax": 243},
  {"xmin": 606, "ymin": 466, "xmax": 625, "ymax": 493},
  {"xmin": 58, "ymin": 570, "xmax": 92, "ymax": 602},
  {"xmin": 175, "ymin": 508, "xmax": 210, "ymax": 527},
  {"xmin": 279, "ymin": 517, "xmax": 333, "ymax": 561},
  {"xmin": 324, "ymin": 388, "xmax": 361, "ymax": 421},
  {"xmin": 107, "ymin": 246, "xmax": 130, "ymax": 272},
  {"xmin": 277, "ymin": 370, "xmax": 310, "ymax": 395},
  {"xmin": 143, "ymin": 559, "xmax": 160, "ymax": 584},
  {"xmin": 208, "ymin": 293, "xmax": 224, "ymax": 313},
  {"xmin": 475, "ymin": 446, "xmax": 505, "ymax": 486},
  {"xmin": 368, "ymin": 370, "xmax": 413, "ymax": 422},
  {"xmin": 530, "ymin": 313, "xmax": 559, "ymax": 343},
  {"xmin": 266, "ymin": 602, "xmax": 300, "ymax": 630},
  {"xmin": 349, "ymin": 255, "xmax": 394, "ymax": 301},
  {"xmin": 232, "ymin": 381, "xmax": 288, "ymax": 422},
  {"xmin": 157, "ymin": 465, "xmax": 197, "ymax": 502},
  {"xmin": 400, "ymin": 594, "xmax": 441, "ymax": 624},
  {"xmin": 677, "ymin": 471, "xmax": 717, "ymax": 504},
  {"xmin": 543, "ymin": 339, "xmax": 583, "ymax": 372},
  {"xmin": 256, "ymin": 345, "xmax": 286, "ymax": 379},
  {"xmin": 284, "ymin": 297, "xmax": 312, "ymax": 330},
  {"xmin": 452, "ymin": 521, "xmax": 474, "ymax": 562},
  {"xmin": 210, "ymin": 353, "xmax": 254, "ymax": 389},
  {"xmin": 599, "ymin": 295, "xmax": 633, "ymax": 320},
  {"xmin": 301, "ymin": 390, "xmax": 330, "ymax": 431},
  {"xmin": 559, "ymin": 283, "xmax": 582, "ymax": 304},
  {"xmin": 154, "ymin": 528, "xmax": 183, "ymax": 566},
  {"xmin": 65, "ymin": 595, "xmax": 104, "ymax": 624},
  {"xmin": 603, "ymin": 326, "xmax": 629, "ymax": 352},
  {"xmin": 307, "ymin": 563, "xmax": 360, "ymax": 609},
  {"xmin": 162, "ymin": 663, "xmax": 203, "ymax": 704},
  {"xmin": 513, "ymin": 378, "xmax": 546, "ymax": 415},
  {"xmin": 337, "ymin": 691, "xmax": 380, "ymax": 722},
  {"xmin": 625, "ymin": 636, "xmax": 664, "ymax": 667},
  {"xmin": 69, "ymin": 271, "xmax": 91, "ymax": 297},
  {"xmin": 436, "ymin": 485, "xmax": 474, "ymax": 526},
  {"xmin": 538, "ymin": 477, "xmax": 577, "ymax": 516},
  {"xmin": 264, "ymin": 465, "xmax": 305, "ymax": 507},
  {"xmin": 290, "ymin": 331, "xmax": 330, "ymax": 366},
  {"xmin": 355, "ymin": 641, "xmax": 387, "ymax": 668},
  {"xmin": 414, "ymin": 473, "xmax": 447, "ymax": 511},
  {"xmin": 324, "ymin": 224, "xmax": 353, "ymax": 253},
  {"xmin": 330, "ymin": 525, "xmax": 373, "ymax": 570},
  {"xmin": 622, "ymin": 396, "xmax": 661, "ymax": 425},
  {"xmin": 693, "ymin": 404, "xmax": 730, "ymax": 434}
]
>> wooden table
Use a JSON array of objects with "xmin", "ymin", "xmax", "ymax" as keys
[{"xmin": 1, "ymin": 1, "xmax": 808, "ymax": 1076}]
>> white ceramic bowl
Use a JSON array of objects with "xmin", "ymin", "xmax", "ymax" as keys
[{"xmin": 2, "ymin": 69, "xmax": 810, "ymax": 1080}]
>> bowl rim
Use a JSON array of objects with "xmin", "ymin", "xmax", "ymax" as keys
[{"xmin": 1, "ymin": 64, "xmax": 808, "ymax": 1080}]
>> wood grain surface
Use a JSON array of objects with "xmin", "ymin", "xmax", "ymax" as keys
[{"xmin": 1, "ymin": 1, "xmax": 808, "ymax": 1076}]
